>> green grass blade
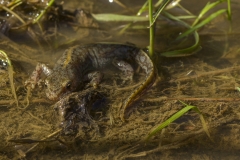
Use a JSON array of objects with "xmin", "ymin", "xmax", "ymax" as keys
[
  {"xmin": 175, "ymin": 15, "xmax": 197, "ymax": 19},
  {"xmin": 118, "ymin": 1, "xmax": 149, "ymax": 35},
  {"xmin": 148, "ymin": 0, "xmax": 154, "ymax": 57},
  {"xmin": 161, "ymin": 31, "xmax": 201, "ymax": 57},
  {"xmin": 160, "ymin": 12, "xmax": 201, "ymax": 57},
  {"xmin": 227, "ymin": 0, "xmax": 232, "ymax": 20},
  {"xmin": 192, "ymin": 1, "xmax": 222, "ymax": 27},
  {"xmin": 176, "ymin": 3, "xmax": 195, "ymax": 16},
  {"xmin": 177, "ymin": 9, "xmax": 227, "ymax": 40},
  {"xmin": 145, "ymin": 105, "xmax": 196, "ymax": 141},
  {"xmin": 137, "ymin": 1, "xmax": 148, "ymax": 16},
  {"xmin": 150, "ymin": 0, "xmax": 172, "ymax": 27},
  {"xmin": 179, "ymin": 101, "xmax": 210, "ymax": 139},
  {"xmin": 92, "ymin": 14, "xmax": 148, "ymax": 22},
  {"xmin": 145, "ymin": 102, "xmax": 210, "ymax": 141},
  {"xmin": 32, "ymin": 0, "xmax": 54, "ymax": 24},
  {"xmin": 154, "ymin": 0, "xmax": 164, "ymax": 8}
]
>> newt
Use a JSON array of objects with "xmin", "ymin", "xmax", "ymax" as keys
[{"xmin": 25, "ymin": 43, "xmax": 156, "ymax": 121}]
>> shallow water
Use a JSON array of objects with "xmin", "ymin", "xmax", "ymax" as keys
[{"xmin": 1, "ymin": 0, "xmax": 240, "ymax": 159}]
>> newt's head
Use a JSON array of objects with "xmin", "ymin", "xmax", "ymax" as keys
[{"xmin": 44, "ymin": 71, "xmax": 81, "ymax": 101}]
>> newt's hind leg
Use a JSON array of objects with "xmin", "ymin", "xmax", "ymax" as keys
[{"xmin": 112, "ymin": 59, "xmax": 134, "ymax": 84}]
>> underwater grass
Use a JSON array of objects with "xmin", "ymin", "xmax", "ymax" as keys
[
  {"xmin": 145, "ymin": 101, "xmax": 210, "ymax": 141},
  {"xmin": 0, "ymin": 50, "xmax": 18, "ymax": 107},
  {"xmin": 160, "ymin": 12, "xmax": 201, "ymax": 57}
]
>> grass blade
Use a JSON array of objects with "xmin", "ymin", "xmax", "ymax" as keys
[
  {"xmin": 148, "ymin": 0, "xmax": 154, "ymax": 57},
  {"xmin": 118, "ymin": 1, "xmax": 149, "ymax": 35},
  {"xmin": 177, "ymin": 9, "xmax": 227, "ymax": 40},
  {"xmin": 191, "ymin": 1, "xmax": 222, "ymax": 27},
  {"xmin": 145, "ymin": 102, "xmax": 210, "ymax": 141},
  {"xmin": 150, "ymin": 0, "xmax": 172, "ymax": 27},
  {"xmin": 145, "ymin": 105, "xmax": 195, "ymax": 141},
  {"xmin": 32, "ymin": 0, "xmax": 55, "ymax": 24},
  {"xmin": 227, "ymin": 0, "xmax": 231, "ymax": 20},
  {"xmin": 137, "ymin": 1, "xmax": 148, "ymax": 16},
  {"xmin": 92, "ymin": 14, "xmax": 148, "ymax": 22},
  {"xmin": 175, "ymin": 15, "xmax": 197, "ymax": 19},
  {"xmin": 160, "ymin": 12, "xmax": 201, "ymax": 57},
  {"xmin": 161, "ymin": 31, "xmax": 201, "ymax": 57},
  {"xmin": 0, "ymin": 50, "xmax": 18, "ymax": 107}
]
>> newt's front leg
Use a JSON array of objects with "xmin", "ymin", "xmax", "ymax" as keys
[
  {"xmin": 112, "ymin": 59, "xmax": 134, "ymax": 84},
  {"xmin": 25, "ymin": 63, "xmax": 52, "ymax": 89},
  {"xmin": 84, "ymin": 71, "xmax": 104, "ymax": 89}
]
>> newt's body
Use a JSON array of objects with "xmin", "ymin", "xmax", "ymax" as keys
[{"xmin": 26, "ymin": 43, "xmax": 156, "ymax": 121}]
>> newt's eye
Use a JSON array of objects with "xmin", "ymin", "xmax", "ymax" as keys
[
  {"xmin": 44, "ymin": 80, "xmax": 49, "ymax": 87},
  {"xmin": 66, "ymin": 81, "xmax": 71, "ymax": 90}
]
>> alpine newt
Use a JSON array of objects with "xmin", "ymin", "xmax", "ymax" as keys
[{"xmin": 25, "ymin": 43, "xmax": 156, "ymax": 121}]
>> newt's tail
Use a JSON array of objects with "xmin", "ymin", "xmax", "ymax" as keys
[{"xmin": 119, "ymin": 49, "xmax": 156, "ymax": 121}]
